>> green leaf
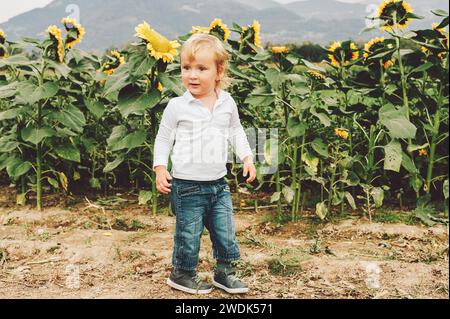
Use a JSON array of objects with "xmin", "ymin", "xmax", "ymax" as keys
[
  {"xmin": 108, "ymin": 130, "xmax": 147, "ymax": 152},
  {"xmin": 407, "ymin": 143, "xmax": 429, "ymax": 153},
  {"xmin": 50, "ymin": 104, "xmax": 86, "ymax": 133},
  {"xmin": 18, "ymin": 81, "xmax": 59, "ymax": 105},
  {"xmin": 409, "ymin": 62, "xmax": 433, "ymax": 74},
  {"xmin": 9, "ymin": 161, "xmax": 32, "ymax": 178},
  {"xmin": 21, "ymin": 126, "xmax": 56, "ymax": 145},
  {"xmin": 270, "ymin": 191, "xmax": 281, "ymax": 203},
  {"xmin": 287, "ymin": 116, "xmax": 306, "ymax": 137},
  {"xmin": 401, "ymin": 152, "xmax": 418, "ymax": 174},
  {"xmin": 311, "ymin": 108, "xmax": 331, "ymax": 127},
  {"xmin": 0, "ymin": 82, "xmax": 18, "ymax": 99},
  {"xmin": 0, "ymin": 108, "xmax": 23, "ymax": 121},
  {"xmin": 431, "ymin": 9, "xmax": 449, "ymax": 17},
  {"xmin": 245, "ymin": 94, "xmax": 275, "ymax": 107},
  {"xmin": 118, "ymin": 88, "xmax": 161, "ymax": 118},
  {"xmin": 47, "ymin": 177, "xmax": 59, "ymax": 189},
  {"xmin": 0, "ymin": 55, "xmax": 33, "ymax": 66},
  {"xmin": 379, "ymin": 104, "xmax": 416, "ymax": 139},
  {"xmin": 410, "ymin": 173, "xmax": 423, "ymax": 194},
  {"xmin": 0, "ymin": 141, "xmax": 20, "ymax": 153},
  {"xmin": 443, "ymin": 179, "xmax": 449, "ymax": 200},
  {"xmin": 265, "ymin": 68, "xmax": 284, "ymax": 91},
  {"xmin": 128, "ymin": 50, "xmax": 156, "ymax": 78},
  {"xmin": 302, "ymin": 59, "xmax": 326, "ymax": 73},
  {"xmin": 370, "ymin": 187, "xmax": 384, "ymax": 208},
  {"xmin": 138, "ymin": 190, "xmax": 153, "ymax": 205},
  {"xmin": 311, "ymin": 138, "xmax": 329, "ymax": 158},
  {"xmin": 158, "ymin": 73, "xmax": 185, "ymax": 96},
  {"xmin": 89, "ymin": 177, "xmax": 101, "ymax": 190},
  {"xmin": 384, "ymin": 139, "xmax": 402, "ymax": 172},
  {"xmin": 103, "ymin": 154, "xmax": 125, "ymax": 173},
  {"xmin": 344, "ymin": 192, "xmax": 356, "ymax": 210},
  {"xmin": 264, "ymin": 138, "xmax": 284, "ymax": 166},
  {"xmin": 332, "ymin": 191, "xmax": 344, "ymax": 205},
  {"xmin": 54, "ymin": 145, "xmax": 81, "ymax": 162},
  {"xmin": 84, "ymin": 98, "xmax": 105, "ymax": 119},
  {"xmin": 228, "ymin": 65, "xmax": 254, "ymax": 82},
  {"xmin": 315, "ymin": 201, "xmax": 328, "ymax": 220},
  {"xmin": 301, "ymin": 151, "xmax": 319, "ymax": 175},
  {"xmin": 282, "ymin": 186, "xmax": 295, "ymax": 204},
  {"xmin": 45, "ymin": 58, "xmax": 71, "ymax": 78},
  {"xmin": 103, "ymin": 64, "xmax": 130, "ymax": 99}
]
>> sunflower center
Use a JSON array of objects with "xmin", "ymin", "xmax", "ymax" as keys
[{"xmin": 381, "ymin": 2, "xmax": 409, "ymax": 26}]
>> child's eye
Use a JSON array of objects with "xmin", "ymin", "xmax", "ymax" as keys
[{"xmin": 182, "ymin": 66, "xmax": 190, "ymax": 70}]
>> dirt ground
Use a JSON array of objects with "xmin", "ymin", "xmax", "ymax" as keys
[{"xmin": 0, "ymin": 187, "xmax": 448, "ymax": 299}]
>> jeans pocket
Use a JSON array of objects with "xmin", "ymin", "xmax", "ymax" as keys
[
  {"xmin": 178, "ymin": 184, "xmax": 201, "ymax": 197},
  {"xmin": 217, "ymin": 186, "xmax": 233, "ymax": 210},
  {"xmin": 176, "ymin": 184, "xmax": 203, "ymax": 226}
]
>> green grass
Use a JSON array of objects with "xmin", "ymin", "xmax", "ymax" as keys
[{"xmin": 372, "ymin": 208, "xmax": 419, "ymax": 225}]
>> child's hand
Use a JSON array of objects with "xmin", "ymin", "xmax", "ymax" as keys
[
  {"xmin": 243, "ymin": 156, "xmax": 256, "ymax": 183},
  {"xmin": 154, "ymin": 166, "xmax": 172, "ymax": 194}
]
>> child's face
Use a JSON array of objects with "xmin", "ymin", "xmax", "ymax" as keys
[{"xmin": 181, "ymin": 48, "xmax": 223, "ymax": 99}]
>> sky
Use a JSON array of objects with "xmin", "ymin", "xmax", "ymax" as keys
[{"xmin": 0, "ymin": 0, "xmax": 368, "ymax": 23}]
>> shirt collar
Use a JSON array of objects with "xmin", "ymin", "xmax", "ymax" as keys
[{"xmin": 183, "ymin": 88, "xmax": 228, "ymax": 105}]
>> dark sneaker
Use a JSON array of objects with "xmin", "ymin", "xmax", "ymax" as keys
[
  {"xmin": 166, "ymin": 268, "xmax": 213, "ymax": 294},
  {"xmin": 213, "ymin": 265, "xmax": 249, "ymax": 294}
]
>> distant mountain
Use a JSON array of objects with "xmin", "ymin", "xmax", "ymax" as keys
[
  {"xmin": 0, "ymin": 0, "xmax": 448, "ymax": 52},
  {"xmin": 286, "ymin": 0, "xmax": 368, "ymax": 21}
]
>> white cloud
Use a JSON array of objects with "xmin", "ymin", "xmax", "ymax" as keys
[{"xmin": 0, "ymin": 0, "xmax": 53, "ymax": 23}]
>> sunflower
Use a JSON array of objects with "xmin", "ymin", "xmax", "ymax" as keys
[
  {"xmin": 0, "ymin": 29, "xmax": 5, "ymax": 44},
  {"xmin": 335, "ymin": 128, "xmax": 349, "ymax": 139},
  {"xmin": 328, "ymin": 41, "xmax": 359, "ymax": 67},
  {"xmin": 191, "ymin": 18, "xmax": 230, "ymax": 41},
  {"xmin": 240, "ymin": 20, "xmax": 262, "ymax": 48},
  {"xmin": 102, "ymin": 50, "xmax": 125, "ymax": 75},
  {"xmin": 46, "ymin": 25, "xmax": 64, "ymax": 63},
  {"xmin": 363, "ymin": 37, "xmax": 395, "ymax": 69},
  {"xmin": 271, "ymin": 46, "xmax": 289, "ymax": 54},
  {"xmin": 0, "ymin": 29, "xmax": 7, "ymax": 59},
  {"xmin": 135, "ymin": 22, "xmax": 180, "ymax": 63},
  {"xmin": 377, "ymin": 0, "xmax": 413, "ymax": 31},
  {"xmin": 209, "ymin": 18, "xmax": 230, "ymax": 41},
  {"xmin": 421, "ymin": 23, "xmax": 449, "ymax": 59},
  {"xmin": 0, "ymin": 46, "xmax": 7, "ymax": 59},
  {"xmin": 61, "ymin": 17, "xmax": 85, "ymax": 49},
  {"xmin": 307, "ymin": 69, "xmax": 326, "ymax": 81},
  {"xmin": 191, "ymin": 26, "xmax": 210, "ymax": 34}
]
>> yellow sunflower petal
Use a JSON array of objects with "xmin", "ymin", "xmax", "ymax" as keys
[{"xmin": 135, "ymin": 22, "xmax": 180, "ymax": 63}]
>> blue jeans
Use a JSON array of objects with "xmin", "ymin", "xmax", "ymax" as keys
[{"xmin": 169, "ymin": 177, "xmax": 241, "ymax": 271}]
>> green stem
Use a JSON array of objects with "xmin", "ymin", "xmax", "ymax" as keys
[
  {"xmin": 368, "ymin": 125, "xmax": 375, "ymax": 182},
  {"xmin": 294, "ymin": 134, "xmax": 306, "ymax": 220},
  {"xmin": 396, "ymin": 36, "xmax": 410, "ymax": 120},
  {"xmin": 290, "ymin": 137, "xmax": 298, "ymax": 222},
  {"xmin": 151, "ymin": 112, "xmax": 158, "ymax": 216},
  {"xmin": 36, "ymin": 141, "xmax": 42, "ymax": 211},
  {"xmin": 276, "ymin": 169, "xmax": 282, "ymax": 219},
  {"xmin": 425, "ymin": 85, "xmax": 443, "ymax": 194}
]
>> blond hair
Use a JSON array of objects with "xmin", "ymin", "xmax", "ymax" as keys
[{"xmin": 180, "ymin": 33, "xmax": 231, "ymax": 90}]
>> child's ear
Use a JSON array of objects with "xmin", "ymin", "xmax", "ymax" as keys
[{"xmin": 216, "ymin": 66, "xmax": 225, "ymax": 81}]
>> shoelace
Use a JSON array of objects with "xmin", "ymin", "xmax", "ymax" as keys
[
  {"xmin": 192, "ymin": 275, "xmax": 204, "ymax": 288},
  {"xmin": 227, "ymin": 273, "xmax": 241, "ymax": 284}
]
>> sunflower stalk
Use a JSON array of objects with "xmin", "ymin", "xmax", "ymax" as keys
[
  {"xmin": 425, "ymin": 66, "xmax": 447, "ymax": 194},
  {"xmin": 294, "ymin": 133, "xmax": 307, "ymax": 220}
]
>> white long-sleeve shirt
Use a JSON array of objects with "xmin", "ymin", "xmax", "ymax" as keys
[{"xmin": 153, "ymin": 89, "xmax": 253, "ymax": 181}]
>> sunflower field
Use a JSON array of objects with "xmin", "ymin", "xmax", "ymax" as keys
[{"xmin": 0, "ymin": 0, "xmax": 448, "ymax": 223}]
